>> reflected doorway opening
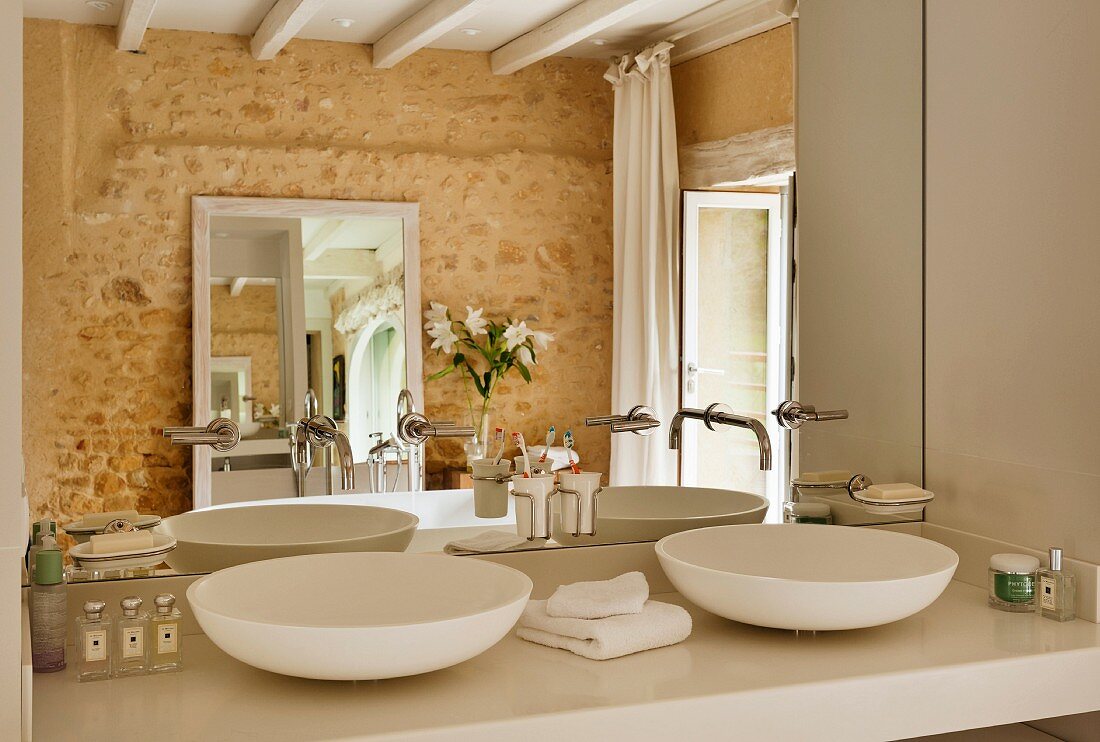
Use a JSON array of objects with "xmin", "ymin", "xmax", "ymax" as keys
[
  {"xmin": 680, "ymin": 186, "xmax": 793, "ymax": 522},
  {"xmin": 347, "ymin": 317, "xmax": 407, "ymax": 461}
]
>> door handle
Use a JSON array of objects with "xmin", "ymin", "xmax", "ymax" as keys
[{"xmin": 686, "ymin": 362, "xmax": 726, "ymax": 377}]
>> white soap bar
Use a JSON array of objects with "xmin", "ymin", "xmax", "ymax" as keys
[
  {"xmin": 865, "ymin": 483, "xmax": 928, "ymax": 501},
  {"xmin": 81, "ymin": 510, "xmax": 140, "ymax": 528},
  {"xmin": 89, "ymin": 531, "xmax": 154, "ymax": 554},
  {"xmin": 799, "ymin": 470, "xmax": 851, "ymax": 483}
]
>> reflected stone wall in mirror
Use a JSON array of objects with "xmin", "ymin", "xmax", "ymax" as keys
[{"xmin": 192, "ymin": 198, "xmax": 424, "ymax": 510}]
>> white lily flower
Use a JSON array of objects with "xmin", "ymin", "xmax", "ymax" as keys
[
  {"xmin": 423, "ymin": 301, "xmax": 449, "ymax": 329},
  {"xmin": 427, "ymin": 322, "xmax": 459, "ymax": 354},
  {"xmin": 532, "ymin": 329, "xmax": 555, "ymax": 349},
  {"xmin": 464, "ymin": 306, "xmax": 489, "ymax": 336},
  {"xmin": 516, "ymin": 344, "xmax": 535, "ymax": 367},
  {"xmin": 503, "ymin": 320, "xmax": 534, "ymax": 351}
]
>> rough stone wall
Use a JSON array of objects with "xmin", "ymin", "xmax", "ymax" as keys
[
  {"xmin": 210, "ymin": 284, "xmax": 281, "ymax": 414},
  {"xmin": 23, "ymin": 20, "xmax": 614, "ymax": 524},
  {"xmin": 671, "ymin": 25, "xmax": 793, "ymax": 147}
]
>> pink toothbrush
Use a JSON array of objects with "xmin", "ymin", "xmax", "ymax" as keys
[{"xmin": 511, "ymin": 431, "xmax": 531, "ymax": 477}]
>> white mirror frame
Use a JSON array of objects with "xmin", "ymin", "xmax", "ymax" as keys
[{"xmin": 191, "ymin": 196, "xmax": 424, "ymax": 510}]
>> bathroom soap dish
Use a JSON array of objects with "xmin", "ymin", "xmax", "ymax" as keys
[
  {"xmin": 69, "ymin": 535, "xmax": 177, "ymax": 571},
  {"xmin": 847, "ymin": 475, "xmax": 934, "ymax": 515}
]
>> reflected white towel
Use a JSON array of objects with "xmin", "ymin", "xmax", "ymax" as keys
[
  {"xmin": 443, "ymin": 530, "xmax": 545, "ymax": 554},
  {"xmin": 517, "ymin": 599, "xmax": 691, "ymax": 660},
  {"xmin": 526, "ymin": 446, "xmax": 580, "ymax": 471},
  {"xmin": 546, "ymin": 571, "xmax": 649, "ymax": 619}
]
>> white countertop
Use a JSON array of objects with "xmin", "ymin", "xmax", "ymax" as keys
[{"xmin": 33, "ymin": 581, "xmax": 1100, "ymax": 741}]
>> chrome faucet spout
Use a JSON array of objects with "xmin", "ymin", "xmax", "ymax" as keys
[
  {"xmin": 296, "ymin": 415, "xmax": 356, "ymax": 492},
  {"xmin": 668, "ymin": 404, "xmax": 772, "ymax": 471}
]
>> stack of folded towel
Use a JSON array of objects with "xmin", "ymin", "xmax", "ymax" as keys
[{"xmin": 516, "ymin": 572, "xmax": 692, "ymax": 660}]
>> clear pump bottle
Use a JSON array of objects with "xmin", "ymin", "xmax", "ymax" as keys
[
  {"xmin": 114, "ymin": 596, "xmax": 149, "ymax": 676},
  {"xmin": 149, "ymin": 593, "xmax": 183, "ymax": 673},
  {"xmin": 1036, "ymin": 547, "xmax": 1076, "ymax": 622},
  {"xmin": 75, "ymin": 600, "xmax": 112, "ymax": 682}
]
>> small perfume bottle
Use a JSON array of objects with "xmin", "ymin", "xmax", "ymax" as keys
[
  {"xmin": 114, "ymin": 596, "xmax": 149, "ymax": 676},
  {"xmin": 1036, "ymin": 547, "xmax": 1076, "ymax": 622},
  {"xmin": 149, "ymin": 594, "xmax": 183, "ymax": 673},
  {"xmin": 75, "ymin": 600, "xmax": 112, "ymax": 682}
]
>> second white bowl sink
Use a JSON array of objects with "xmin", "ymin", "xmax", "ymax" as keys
[
  {"xmin": 188, "ymin": 552, "xmax": 533, "ymax": 680},
  {"xmin": 157, "ymin": 503, "xmax": 418, "ymax": 573},
  {"xmin": 656, "ymin": 524, "xmax": 958, "ymax": 631},
  {"xmin": 552, "ymin": 486, "xmax": 768, "ymax": 545}
]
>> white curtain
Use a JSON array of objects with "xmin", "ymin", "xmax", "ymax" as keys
[{"xmin": 606, "ymin": 42, "xmax": 680, "ymax": 486}]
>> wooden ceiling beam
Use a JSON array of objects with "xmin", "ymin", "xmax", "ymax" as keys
[
  {"xmin": 490, "ymin": 0, "xmax": 665, "ymax": 75},
  {"xmin": 251, "ymin": 0, "xmax": 329, "ymax": 60},
  {"xmin": 373, "ymin": 0, "xmax": 495, "ymax": 69},
  {"xmin": 116, "ymin": 0, "xmax": 157, "ymax": 51}
]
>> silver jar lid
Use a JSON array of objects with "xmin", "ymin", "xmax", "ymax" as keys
[
  {"xmin": 83, "ymin": 600, "xmax": 106, "ymax": 619},
  {"xmin": 120, "ymin": 595, "xmax": 143, "ymax": 617},
  {"xmin": 154, "ymin": 593, "xmax": 176, "ymax": 614}
]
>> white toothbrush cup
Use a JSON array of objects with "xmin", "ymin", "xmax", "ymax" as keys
[
  {"xmin": 471, "ymin": 459, "xmax": 512, "ymax": 518},
  {"xmin": 557, "ymin": 471, "xmax": 603, "ymax": 536},
  {"xmin": 512, "ymin": 474, "xmax": 556, "ymax": 540}
]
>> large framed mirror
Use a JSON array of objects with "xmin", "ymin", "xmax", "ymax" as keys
[{"xmin": 191, "ymin": 197, "xmax": 424, "ymax": 510}]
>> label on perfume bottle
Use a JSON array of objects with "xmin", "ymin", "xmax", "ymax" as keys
[
  {"xmin": 157, "ymin": 623, "xmax": 178, "ymax": 654},
  {"xmin": 1040, "ymin": 576, "xmax": 1057, "ymax": 610},
  {"xmin": 121, "ymin": 627, "xmax": 144, "ymax": 658},
  {"xmin": 84, "ymin": 629, "xmax": 107, "ymax": 662}
]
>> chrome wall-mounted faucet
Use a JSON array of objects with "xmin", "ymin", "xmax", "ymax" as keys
[
  {"xmin": 669, "ymin": 403, "xmax": 772, "ymax": 471},
  {"xmin": 293, "ymin": 415, "xmax": 355, "ymax": 496},
  {"xmin": 585, "ymin": 405, "xmax": 660, "ymax": 435}
]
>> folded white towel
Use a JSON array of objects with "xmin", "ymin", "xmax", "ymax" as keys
[
  {"xmin": 546, "ymin": 571, "xmax": 649, "ymax": 619},
  {"xmin": 517, "ymin": 599, "xmax": 692, "ymax": 660},
  {"xmin": 526, "ymin": 446, "xmax": 580, "ymax": 472},
  {"xmin": 443, "ymin": 530, "xmax": 545, "ymax": 554}
]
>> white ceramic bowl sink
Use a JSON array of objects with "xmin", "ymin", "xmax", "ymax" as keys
[
  {"xmin": 188, "ymin": 552, "xmax": 533, "ymax": 680},
  {"xmin": 553, "ymin": 486, "xmax": 768, "ymax": 545},
  {"xmin": 656, "ymin": 524, "xmax": 958, "ymax": 631},
  {"xmin": 156, "ymin": 504, "xmax": 418, "ymax": 573}
]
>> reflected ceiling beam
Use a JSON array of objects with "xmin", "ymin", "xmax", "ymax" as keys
[
  {"xmin": 373, "ymin": 0, "xmax": 495, "ymax": 69},
  {"xmin": 664, "ymin": 0, "xmax": 788, "ymax": 65},
  {"xmin": 229, "ymin": 277, "xmax": 249, "ymax": 297},
  {"xmin": 116, "ymin": 0, "xmax": 157, "ymax": 51},
  {"xmin": 303, "ymin": 221, "xmax": 351, "ymax": 262},
  {"xmin": 251, "ymin": 0, "xmax": 330, "ymax": 60},
  {"xmin": 490, "ymin": 0, "xmax": 665, "ymax": 75},
  {"xmin": 304, "ymin": 249, "xmax": 379, "ymax": 280}
]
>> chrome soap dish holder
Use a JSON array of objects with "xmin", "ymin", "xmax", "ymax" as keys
[{"xmin": 846, "ymin": 474, "xmax": 935, "ymax": 514}]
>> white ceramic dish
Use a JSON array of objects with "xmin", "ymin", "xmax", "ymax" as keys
[
  {"xmin": 156, "ymin": 503, "xmax": 418, "ymax": 573},
  {"xmin": 69, "ymin": 534, "xmax": 177, "ymax": 571},
  {"xmin": 656, "ymin": 524, "xmax": 958, "ymax": 631},
  {"xmin": 188, "ymin": 552, "xmax": 533, "ymax": 680},
  {"xmin": 552, "ymin": 486, "xmax": 768, "ymax": 545},
  {"xmin": 62, "ymin": 514, "xmax": 162, "ymax": 544},
  {"xmin": 237, "ymin": 420, "xmax": 262, "ymax": 438}
]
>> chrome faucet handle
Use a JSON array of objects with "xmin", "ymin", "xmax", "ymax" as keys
[
  {"xmin": 164, "ymin": 418, "xmax": 240, "ymax": 452},
  {"xmin": 587, "ymin": 405, "xmax": 659, "ymax": 436},
  {"xmin": 773, "ymin": 400, "xmax": 849, "ymax": 430},
  {"xmin": 397, "ymin": 412, "xmax": 475, "ymax": 445}
]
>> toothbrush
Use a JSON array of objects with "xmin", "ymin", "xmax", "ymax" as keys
[
  {"xmin": 537, "ymin": 425, "xmax": 555, "ymax": 463},
  {"xmin": 511, "ymin": 431, "xmax": 531, "ymax": 478},
  {"xmin": 491, "ymin": 427, "xmax": 506, "ymax": 465},
  {"xmin": 563, "ymin": 430, "xmax": 581, "ymax": 473}
]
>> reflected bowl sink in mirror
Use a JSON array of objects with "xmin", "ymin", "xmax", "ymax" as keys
[
  {"xmin": 656, "ymin": 524, "xmax": 958, "ymax": 631},
  {"xmin": 188, "ymin": 552, "xmax": 532, "ymax": 680},
  {"xmin": 156, "ymin": 504, "xmax": 418, "ymax": 573},
  {"xmin": 552, "ymin": 486, "xmax": 768, "ymax": 546}
]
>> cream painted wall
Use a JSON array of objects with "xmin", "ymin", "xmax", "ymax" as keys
[
  {"xmin": 0, "ymin": 2, "xmax": 24, "ymax": 737},
  {"xmin": 925, "ymin": 0, "xmax": 1100, "ymax": 563},
  {"xmin": 795, "ymin": 1, "xmax": 924, "ymax": 490}
]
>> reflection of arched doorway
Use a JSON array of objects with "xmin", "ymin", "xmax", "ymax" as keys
[{"xmin": 347, "ymin": 315, "xmax": 406, "ymax": 460}]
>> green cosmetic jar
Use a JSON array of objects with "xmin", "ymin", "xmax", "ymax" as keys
[{"xmin": 988, "ymin": 553, "xmax": 1040, "ymax": 612}]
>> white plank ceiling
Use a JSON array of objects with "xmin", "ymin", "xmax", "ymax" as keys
[{"xmin": 24, "ymin": 0, "xmax": 788, "ymax": 69}]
